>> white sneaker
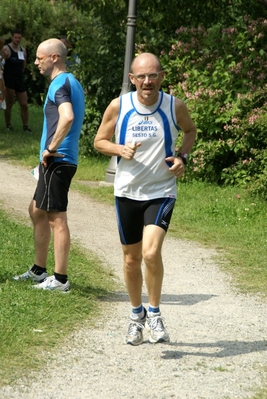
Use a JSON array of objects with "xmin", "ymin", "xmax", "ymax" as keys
[
  {"xmin": 33, "ymin": 275, "xmax": 70, "ymax": 293},
  {"xmin": 146, "ymin": 315, "xmax": 170, "ymax": 343},
  {"xmin": 13, "ymin": 268, "xmax": 48, "ymax": 283},
  {"xmin": 124, "ymin": 308, "xmax": 147, "ymax": 346},
  {"xmin": 124, "ymin": 321, "xmax": 145, "ymax": 346}
]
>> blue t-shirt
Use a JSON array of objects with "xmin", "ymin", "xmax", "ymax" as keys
[{"xmin": 40, "ymin": 72, "xmax": 85, "ymax": 165}]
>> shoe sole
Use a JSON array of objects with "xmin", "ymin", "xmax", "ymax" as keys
[
  {"xmin": 13, "ymin": 276, "xmax": 48, "ymax": 283},
  {"xmin": 125, "ymin": 338, "xmax": 144, "ymax": 346},
  {"xmin": 148, "ymin": 335, "xmax": 170, "ymax": 344},
  {"xmin": 33, "ymin": 286, "xmax": 70, "ymax": 293},
  {"xmin": 146, "ymin": 323, "xmax": 170, "ymax": 343}
]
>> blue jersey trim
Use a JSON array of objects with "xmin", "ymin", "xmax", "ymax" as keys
[
  {"xmin": 117, "ymin": 108, "xmax": 135, "ymax": 165},
  {"xmin": 157, "ymin": 108, "xmax": 173, "ymax": 167},
  {"xmin": 115, "ymin": 197, "xmax": 127, "ymax": 245},
  {"xmin": 155, "ymin": 198, "xmax": 176, "ymax": 225}
]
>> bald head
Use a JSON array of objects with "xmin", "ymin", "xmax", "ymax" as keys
[
  {"xmin": 38, "ymin": 38, "xmax": 68, "ymax": 61},
  {"xmin": 131, "ymin": 53, "xmax": 162, "ymax": 74}
]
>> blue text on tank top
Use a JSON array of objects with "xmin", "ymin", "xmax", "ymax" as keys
[{"xmin": 117, "ymin": 91, "xmax": 175, "ymax": 167}]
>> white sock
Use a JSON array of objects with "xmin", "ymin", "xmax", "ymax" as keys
[
  {"xmin": 148, "ymin": 304, "xmax": 160, "ymax": 318},
  {"xmin": 131, "ymin": 304, "xmax": 145, "ymax": 320}
]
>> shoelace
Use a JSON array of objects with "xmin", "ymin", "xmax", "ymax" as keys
[
  {"xmin": 148, "ymin": 316, "xmax": 166, "ymax": 331},
  {"xmin": 42, "ymin": 276, "xmax": 54, "ymax": 285},
  {"xmin": 128, "ymin": 321, "xmax": 144, "ymax": 336}
]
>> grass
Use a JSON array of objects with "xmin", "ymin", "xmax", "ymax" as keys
[
  {"xmin": 252, "ymin": 390, "xmax": 267, "ymax": 399},
  {"xmin": 1, "ymin": 104, "xmax": 267, "ymax": 398},
  {"xmin": 0, "ymin": 208, "xmax": 119, "ymax": 386},
  {"xmin": 173, "ymin": 181, "xmax": 267, "ymax": 296},
  {"xmin": 0, "ymin": 103, "xmax": 42, "ymax": 168}
]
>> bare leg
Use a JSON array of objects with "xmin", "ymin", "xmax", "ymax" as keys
[
  {"xmin": 142, "ymin": 225, "xmax": 170, "ymax": 343},
  {"xmin": 4, "ymin": 87, "xmax": 15, "ymax": 125},
  {"xmin": 48, "ymin": 211, "xmax": 70, "ymax": 275},
  {"xmin": 16, "ymin": 91, "xmax": 29, "ymax": 126},
  {"xmin": 142, "ymin": 225, "xmax": 166, "ymax": 307},
  {"xmin": 122, "ymin": 241, "xmax": 143, "ymax": 307},
  {"xmin": 28, "ymin": 199, "xmax": 51, "ymax": 267}
]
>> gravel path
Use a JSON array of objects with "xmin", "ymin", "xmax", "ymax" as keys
[{"xmin": 0, "ymin": 158, "xmax": 266, "ymax": 399}]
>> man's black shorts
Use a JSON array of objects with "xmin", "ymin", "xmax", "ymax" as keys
[
  {"xmin": 115, "ymin": 196, "xmax": 176, "ymax": 245},
  {"xmin": 33, "ymin": 160, "xmax": 77, "ymax": 212}
]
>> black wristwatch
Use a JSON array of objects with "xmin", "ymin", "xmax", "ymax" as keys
[
  {"xmin": 177, "ymin": 152, "xmax": 189, "ymax": 165},
  {"xmin": 46, "ymin": 146, "xmax": 57, "ymax": 154}
]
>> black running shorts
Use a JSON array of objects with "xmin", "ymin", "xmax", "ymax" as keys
[
  {"xmin": 115, "ymin": 196, "xmax": 176, "ymax": 245},
  {"xmin": 4, "ymin": 75, "xmax": 27, "ymax": 93},
  {"xmin": 33, "ymin": 159, "xmax": 77, "ymax": 212}
]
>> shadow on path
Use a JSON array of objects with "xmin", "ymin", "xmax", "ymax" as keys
[
  {"xmin": 110, "ymin": 291, "xmax": 218, "ymax": 306},
  {"xmin": 161, "ymin": 340, "xmax": 267, "ymax": 359}
]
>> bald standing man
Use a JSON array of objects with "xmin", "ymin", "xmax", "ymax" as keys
[
  {"xmin": 13, "ymin": 39, "xmax": 85, "ymax": 292},
  {"xmin": 94, "ymin": 53, "xmax": 197, "ymax": 345}
]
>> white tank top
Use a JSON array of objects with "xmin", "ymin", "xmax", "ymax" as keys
[{"xmin": 114, "ymin": 91, "xmax": 180, "ymax": 200}]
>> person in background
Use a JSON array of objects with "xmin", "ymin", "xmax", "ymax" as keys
[
  {"xmin": 2, "ymin": 29, "xmax": 31, "ymax": 132},
  {"xmin": 0, "ymin": 71, "xmax": 5, "ymax": 109},
  {"xmin": 60, "ymin": 36, "xmax": 81, "ymax": 71},
  {"xmin": 13, "ymin": 38, "xmax": 85, "ymax": 292},
  {"xmin": 0, "ymin": 37, "xmax": 5, "ymax": 109},
  {"xmin": 94, "ymin": 52, "xmax": 196, "ymax": 345},
  {"xmin": 0, "ymin": 36, "xmax": 5, "ymax": 68}
]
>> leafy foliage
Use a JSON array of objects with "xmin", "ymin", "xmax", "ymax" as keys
[
  {"xmin": 161, "ymin": 17, "xmax": 267, "ymax": 197},
  {"xmin": 1, "ymin": 0, "xmax": 267, "ymax": 182},
  {"xmin": 0, "ymin": 0, "xmax": 89, "ymax": 103}
]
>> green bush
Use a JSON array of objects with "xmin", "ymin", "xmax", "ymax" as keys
[
  {"xmin": 160, "ymin": 18, "xmax": 267, "ymax": 197},
  {"xmin": 79, "ymin": 97, "xmax": 104, "ymax": 158}
]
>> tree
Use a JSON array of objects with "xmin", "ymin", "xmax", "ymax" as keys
[{"xmin": 0, "ymin": 0, "xmax": 90, "ymax": 102}]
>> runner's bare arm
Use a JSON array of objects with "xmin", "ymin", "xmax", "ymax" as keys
[
  {"xmin": 175, "ymin": 98, "xmax": 197, "ymax": 154},
  {"xmin": 94, "ymin": 98, "xmax": 141, "ymax": 159}
]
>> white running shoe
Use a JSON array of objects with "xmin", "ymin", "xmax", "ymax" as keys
[
  {"xmin": 33, "ymin": 275, "xmax": 70, "ymax": 293},
  {"xmin": 124, "ymin": 321, "xmax": 145, "ymax": 346},
  {"xmin": 146, "ymin": 315, "xmax": 170, "ymax": 343},
  {"xmin": 125, "ymin": 309, "xmax": 147, "ymax": 346},
  {"xmin": 13, "ymin": 268, "xmax": 48, "ymax": 283}
]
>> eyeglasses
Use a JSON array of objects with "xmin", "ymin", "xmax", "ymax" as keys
[
  {"xmin": 130, "ymin": 72, "xmax": 162, "ymax": 82},
  {"xmin": 35, "ymin": 54, "xmax": 52, "ymax": 62},
  {"xmin": 35, "ymin": 54, "xmax": 60, "ymax": 62}
]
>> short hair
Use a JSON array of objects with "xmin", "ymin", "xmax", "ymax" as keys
[
  {"xmin": 60, "ymin": 36, "xmax": 72, "ymax": 49},
  {"xmin": 11, "ymin": 29, "xmax": 22, "ymax": 36}
]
